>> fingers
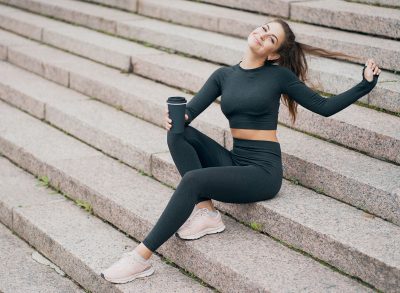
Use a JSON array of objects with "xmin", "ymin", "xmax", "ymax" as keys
[
  {"xmin": 165, "ymin": 106, "xmax": 188, "ymax": 130},
  {"xmin": 165, "ymin": 106, "xmax": 172, "ymax": 130},
  {"xmin": 365, "ymin": 58, "xmax": 381, "ymax": 75},
  {"xmin": 374, "ymin": 67, "xmax": 381, "ymax": 75}
]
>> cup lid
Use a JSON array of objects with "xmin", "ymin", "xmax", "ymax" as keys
[{"xmin": 167, "ymin": 96, "xmax": 187, "ymax": 103}]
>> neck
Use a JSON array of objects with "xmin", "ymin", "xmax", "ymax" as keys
[{"xmin": 240, "ymin": 47, "xmax": 267, "ymax": 68}]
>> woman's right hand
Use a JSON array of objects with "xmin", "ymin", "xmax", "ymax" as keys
[{"xmin": 165, "ymin": 106, "xmax": 189, "ymax": 131}]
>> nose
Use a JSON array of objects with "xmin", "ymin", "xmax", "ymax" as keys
[{"xmin": 259, "ymin": 28, "xmax": 268, "ymax": 40}]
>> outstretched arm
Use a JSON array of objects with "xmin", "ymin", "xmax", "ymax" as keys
[
  {"xmin": 280, "ymin": 65, "xmax": 379, "ymax": 117},
  {"xmin": 184, "ymin": 67, "xmax": 223, "ymax": 126}
]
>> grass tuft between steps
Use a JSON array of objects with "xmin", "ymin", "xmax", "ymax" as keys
[
  {"xmin": 220, "ymin": 210, "xmax": 383, "ymax": 292},
  {"xmin": 2, "ymin": 107, "xmax": 382, "ymax": 291},
  {"xmin": 32, "ymin": 173, "xmax": 220, "ymax": 291}
]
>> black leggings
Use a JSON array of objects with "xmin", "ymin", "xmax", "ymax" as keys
[{"xmin": 142, "ymin": 126, "xmax": 283, "ymax": 252}]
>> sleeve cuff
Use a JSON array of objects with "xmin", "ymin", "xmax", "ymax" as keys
[{"xmin": 184, "ymin": 108, "xmax": 193, "ymax": 126}]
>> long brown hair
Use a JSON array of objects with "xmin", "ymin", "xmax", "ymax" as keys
[{"xmin": 266, "ymin": 18, "xmax": 363, "ymax": 125}]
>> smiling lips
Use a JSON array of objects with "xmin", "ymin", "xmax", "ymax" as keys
[{"xmin": 253, "ymin": 35, "xmax": 262, "ymax": 46}]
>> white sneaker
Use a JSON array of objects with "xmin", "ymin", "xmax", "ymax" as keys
[
  {"xmin": 175, "ymin": 208, "xmax": 225, "ymax": 240},
  {"xmin": 100, "ymin": 250, "xmax": 154, "ymax": 284}
]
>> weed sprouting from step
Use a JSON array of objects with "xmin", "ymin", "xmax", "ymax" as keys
[
  {"xmin": 37, "ymin": 175, "xmax": 50, "ymax": 188},
  {"xmin": 249, "ymin": 221, "xmax": 263, "ymax": 232},
  {"xmin": 2, "ymin": 155, "xmax": 218, "ymax": 289},
  {"xmin": 75, "ymin": 198, "xmax": 93, "ymax": 214},
  {"xmin": 35, "ymin": 175, "xmax": 94, "ymax": 214},
  {"xmin": 230, "ymin": 213, "xmax": 383, "ymax": 292},
  {"xmin": 138, "ymin": 169, "xmax": 150, "ymax": 177},
  {"xmin": 355, "ymin": 101, "xmax": 400, "ymax": 118},
  {"xmin": 164, "ymin": 256, "xmax": 174, "ymax": 265},
  {"xmin": 313, "ymin": 187, "xmax": 324, "ymax": 194},
  {"xmin": 288, "ymin": 177, "xmax": 300, "ymax": 185},
  {"xmin": 235, "ymin": 217, "xmax": 264, "ymax": 234}
]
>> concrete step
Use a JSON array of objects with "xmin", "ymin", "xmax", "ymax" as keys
[
  {"xmin": 0, "ymin": 34, "xmax": 399, "ymax": 225},
  {"xmin": 135, "ymin": 0, "xmax": 400, "ymax": 72},
  {"xmin": 0, "ymin": 2, "xmax": 399, "ymax": 115},
  {"xmin": 195, "ymin": 0, "xmax": 400, "ymax": 39},
  {"xmin": 346, "ymin": 0, "xmax": 400, "ymax": 9},
  {"xmin": 186, "ymin": 0, "xmax": 304, "ymax": 18},
  {"xmin": 0, "ymin": 101, "xmax": 380, "ymax": 292},
  {"xmin": 82, "ymin": 0, "xmax": 137, "ymax": 11},
  {"xmin": 290, "ymin": 0, "xmax": 400, "ymax": 39},
  {"xmin": 36, "ymin": 0, "xmax": 400, "ymax": 71},
  {"xmin": 0, "ymin": 221, "xmax": 85, "ymax": 293},
  {"xmin": 0, "ymin": 61, "xmax": 399, "ymax": 292},
  {"xmin": 0, "ymin": 22, "xmax": 399, "ymax": 167},
  {"xmin": 0, "ymin": 156, "xmax": 215, "ymax": 293}
]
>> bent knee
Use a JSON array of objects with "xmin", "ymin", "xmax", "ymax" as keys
[
  {"xmin": 181, "ymin": 169, "xmax": 198, "ymax": 183},
  {"xmin": 181, "ymin": 169, "xmax": 208, "ymax": 189}
]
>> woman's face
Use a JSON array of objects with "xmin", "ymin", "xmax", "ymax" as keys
[{"xmin": 247, "ymin": 22, "xmax": 285, "ymax": 61}]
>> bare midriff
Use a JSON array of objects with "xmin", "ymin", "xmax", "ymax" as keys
[{"xmin": 230, "ymin": 128, "xmax": 279, "ymax": 143}]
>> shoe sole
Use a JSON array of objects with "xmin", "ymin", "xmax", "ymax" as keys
[
  {"xmin": 175, "ymin": 224, "xmax": 226, "ymax": 240},
  {"xmin": 100, "ymin": 266, "xmax": 155, "ymax": 284}
]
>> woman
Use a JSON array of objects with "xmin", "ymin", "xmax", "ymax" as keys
[{"xmin": 101, "ymin": 18, "xmax": 381, "ymax": 283}]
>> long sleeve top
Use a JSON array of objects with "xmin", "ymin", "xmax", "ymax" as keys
[{"xmin": 184, "ymin": 60, "xmax": 379, "ymax": 130}]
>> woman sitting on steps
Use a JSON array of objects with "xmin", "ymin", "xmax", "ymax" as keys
[{"xmin": 100, "ymin": 17, "xmax": 381, "ymax": 284}]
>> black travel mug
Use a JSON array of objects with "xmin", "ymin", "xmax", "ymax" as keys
[{"xmin": 166, "ymin": 96, "xmax": 187, "ymax": 134}]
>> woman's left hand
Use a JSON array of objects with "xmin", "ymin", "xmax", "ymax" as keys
[{"xmin": 364, "ymin": 58, "xmax": 381, "ymax": 82}]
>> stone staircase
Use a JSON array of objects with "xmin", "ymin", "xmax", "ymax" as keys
[
  {"xmin": 0, "ymin": 0, "xmax": 399, "ymax": 292},
  {"xmin": 0, "ymin": 220, "xmax": 85, "ymax": 292}
]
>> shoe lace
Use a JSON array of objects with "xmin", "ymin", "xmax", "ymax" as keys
[{"xmin": 184, "ymin": 208, "xmax": 210, "ymax": 227}]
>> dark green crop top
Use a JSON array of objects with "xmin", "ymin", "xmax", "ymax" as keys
[{"xmin": 184, "ymin": 60, "xmax": 379, "ymax": 130}]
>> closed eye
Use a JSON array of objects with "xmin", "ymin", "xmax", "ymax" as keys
[{"xmin": 262, "ymin": 25, "xmax": 275, "ymax": 44}]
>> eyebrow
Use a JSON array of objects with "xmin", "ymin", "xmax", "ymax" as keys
[{"xmin": 264, "ymin": 24, "xmax": 279, "ymax": 44}]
